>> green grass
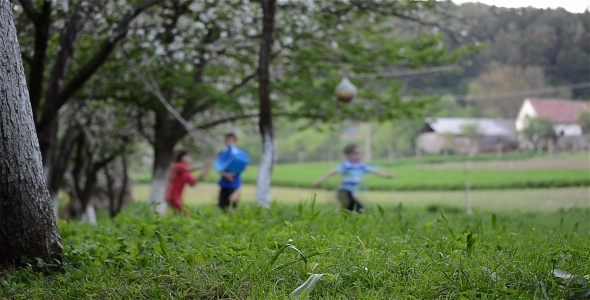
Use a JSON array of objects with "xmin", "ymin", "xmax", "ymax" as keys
[
  {"xmin": 134, "ymin": 153, "xmax": 590, "ymax": 190},
  {"xmin": 235, "ymin": 163, "xmax": 590, "ymax": 191},
  {"xmin": 1, "ymin": 202, "xmax": 589, "ymax": 299},
  {"xmin": 134, "ymin": 183, "xmax": 590, "ymax": 212}
]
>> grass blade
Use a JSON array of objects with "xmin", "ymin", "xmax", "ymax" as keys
[
  {"xmin": 268, "ymin": 244, "xmax": 308, "ymax": 269},
  {"xmin": 491, "ymin": 213, "xmax": 497, "ymax": 229},
  {"xmin": 466, "ymin": 231, "xmax": 476, "ymax": 253},
  {"xmin": 154, "ymin": 231, "xmax": 168, "ymax": 258},
  {"xmin": 273, "ymin": 251, "xmax": 323, "ymax": 271},
  {"xmin": 440, "ymin": 212, "xmax": 456, "ymax": 239},
  {"xmin": 377, "ymin": 204, "xmax": 384, "ymax": 217},
  {"xmin": 268, "ymin": 244, "xmax": 288, "ymax": 268}
]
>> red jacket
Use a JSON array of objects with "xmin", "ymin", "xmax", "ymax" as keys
[{"xmin": 165, "ymin": 162, "xmax": 197, "ymax": 210}]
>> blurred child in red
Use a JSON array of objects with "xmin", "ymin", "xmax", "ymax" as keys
[{"xmin": 165, "ymin": 149, "xmax": 210, "ymax": 215}]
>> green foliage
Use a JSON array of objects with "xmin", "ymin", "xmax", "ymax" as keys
[
  {"xmin": 521, "ymin": 117, "xmax": 557, "ymax": 147},
  {"xmin": 1, "ymin": 203, "xmax": 588, "ymax": 299}
]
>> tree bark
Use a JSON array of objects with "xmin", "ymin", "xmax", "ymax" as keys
[
  {"xmin": 148, "ymin": 114, "xmax": 178, "ymax": 215},
  {"xmin": 48, "ymin": 123, "xmax": 81, "ymax": 218},
  {"xmin": 255, "ymin": 0, "xmax": 277, "ymax": 208},
  {"xmin": 0, "ymin": 1, "xmax": 62, "ymax": 266}
]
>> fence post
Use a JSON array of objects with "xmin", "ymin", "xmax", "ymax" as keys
[{"xmin": 298, "ymin": 150, "xmax": 305, "ymax": 166}]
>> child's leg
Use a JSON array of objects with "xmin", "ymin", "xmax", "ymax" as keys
[
  {"xmin": 168, "ymin": 198, "xmax": 183, "ymax": 214},
  {"xmin": 352, "ymin": 198, "xmax": 365, "ymax": 213},
  {"xmin": 337, "ymin": 190, "xmax": 352, "ymax": 210},
  {"xmin": 219, "ymin": 188, "xmax": 232, "ymax": 213},
  {"xmin": 348, "ymin": 193, "xmax": 365, "ymax": 213},
  {"xmin": 229, "ymin": 189, "xmax": 240, "ymax": 209}
]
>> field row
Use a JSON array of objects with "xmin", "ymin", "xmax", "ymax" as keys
[
  {"xmin": 245, "ymin": 164, "xmax": 590, "ymax": 191},
  {"xmin": 135, "ymin": 164, "xmax": 590, "ymax": 191},
  {"xmin": 134, "ymin": 151, "xmax": 590, "ymax": 191}
]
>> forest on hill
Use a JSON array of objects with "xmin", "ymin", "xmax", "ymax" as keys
[{"xmin": 402, "ymin": 3, "xmax": 589, "ymax": 118}]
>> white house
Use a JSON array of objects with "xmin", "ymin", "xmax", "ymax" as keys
[{"xmin": 515, "ymin": 98, "xmax": 589, "ymax": 136}]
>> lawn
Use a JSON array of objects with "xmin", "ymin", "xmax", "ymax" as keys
[{"xmin": 1, "ymin": 202, "xmax": 588, "ymax": 299}]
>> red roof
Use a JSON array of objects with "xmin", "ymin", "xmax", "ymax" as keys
[{"xmin": 528, "ymin": 98, "xmax": 589, "ymax": 123}]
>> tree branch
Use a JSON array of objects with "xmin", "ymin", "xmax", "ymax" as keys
[
  {"xmin": 228, "ymin": 71, "xmax": 258, "ymax": 95},
  {"xmin": 195, "ymin": 113, "xmax": 260, "ymax": 130},
  {"xmin": 93, "ymin": 154, "xmax": 119, "ymax": 173},
  {"xmin": 180, "ymin": 69, "xmax": 258, "ymax": 122},
  {"xmin": 17, "ymin": 0, "xmax": 39, "ymax": 22},
  {"xmin": 134, "ymin": 110, "xmax": 154, "ymax": 145},
  {"xmin": 50, "ymin": 0, "xmax": 162, "ymax": 121},
  {"xmin": 28, "ymin": 0, "xmax": 52, "ymax": 122},
  {"xmin": 39, "ymin": 0, "xmax": 100, "ymax": 130}
]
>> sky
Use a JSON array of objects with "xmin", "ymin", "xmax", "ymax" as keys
[{"xmin": 452, "ymin": 0, "xmax": 589, "ymax": 13}]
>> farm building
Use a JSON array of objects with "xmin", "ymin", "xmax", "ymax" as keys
[
  {"xmin": 515, "ymin": 98, "xmax": 589, "ymax": 136},
  {"xmin": 417, "ymin": 118, "xmax": 516, "ymax": 155}
]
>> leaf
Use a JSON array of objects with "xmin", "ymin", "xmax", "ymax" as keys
[
  {"xmin": 268, "ymin": 244, "xmax": 307, "ymax": 269},
  {"xmin": 466, "ymin": 231, "xmax": 476, "ymax": 253},
  {"xmin": 154, "ymin": 231, "xmax": 168, "ymax": 258},
  {"xmin": 440, "ymin": 212, "xmax": 456, "ymax": 239},
  {"xmin": 273, "ymin": 250, "xmax": 322, "ymax": 271},
  {"xmin": 290, "ymin": 273, "xmax": 337, "ymax": 300}
]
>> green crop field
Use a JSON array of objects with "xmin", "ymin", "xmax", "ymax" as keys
[
  {"xmin": 2, "ymin": 202, "xmax": 588, "ymax": 299},
  {"xmin": 234, "ymin": 163, "xmax": 590, "ymax": 191},
  {"xmin": 134, "ymin": 153, "xmax": 590, "ymax": 191}
]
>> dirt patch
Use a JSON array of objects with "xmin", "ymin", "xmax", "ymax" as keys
[{"xmin": 422, "ymin": 159, "xmax": 590, "ymax": 170}]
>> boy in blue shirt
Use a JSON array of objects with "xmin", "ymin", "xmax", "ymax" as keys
[
  {"xmin": 218, "ymin": 133, "xmax": 244, "ymax": 213},
  {"xmin": 313, "ymin": 143, "xmax": 394, "ymax": 213}
]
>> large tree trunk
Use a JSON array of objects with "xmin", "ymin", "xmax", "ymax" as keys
[
  {"xmin": 256, "ymin": 132, "xmax": 277, "ymax": 208},
  {"xmin": 149, "ymin": 117, "xmax": 177, "ymax": 215},
  {"xmin": 0, "ymin": 1, "xmax": 62, "ymax": 266},
  {"xmin": 255, "ymin": 0, "xmax": 277, "ymax": 208},
  {"xmin": 149, "ymin": 142, "xmax": 174, "ymax": 215}
]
